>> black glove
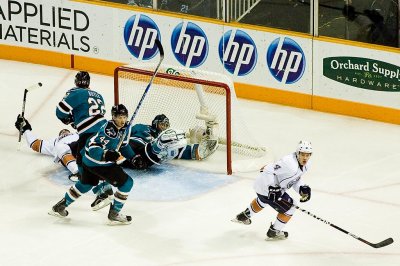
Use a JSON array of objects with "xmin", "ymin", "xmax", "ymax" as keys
[
  {"xmin": 103, "ymin": 150, "xmax": 120, "ymax": 162},
  {"xmin": 130, "ymin": 154, "xmax": 149, "ymax": 170},
  {"xmin": 60, "ymin": 114, "xmax": 74, "ymax": 126},
  {"xmin": 299, "ymin": 185, "xmax": 311, "ymax": 202},
  {"xmin": 342, "ymin": 4, "xmax": 356, "ymax": 21},
  {"xmin": 15, "ymin": 114, "xmax": 32, "ymax": 134},
  {"xmin": 268, "ymin": 185, "xmax": 282, "ymax": 202}
]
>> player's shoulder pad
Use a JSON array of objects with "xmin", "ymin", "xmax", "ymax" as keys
[
  {"xmin": 104, "ymin": 121, "xmax": 119, "ymax": 138},
  {"xmin": 281, "ymin": 153, "xmax": 300, "ymax": 171},
  {"xmin": 63, "ymin": 88, "xmax": 77, "ymax": 98}
]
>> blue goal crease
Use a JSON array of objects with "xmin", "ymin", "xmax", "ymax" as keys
[{"xmin": 49, "ymin": 164, "xmax": 238, "ymax": 201}]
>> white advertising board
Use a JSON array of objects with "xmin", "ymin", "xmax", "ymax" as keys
[
  {"xmin": 314, "ymin": 40, "xmax": 400, "ymax": 109},
  {"xmin": 0, "ymin": 0, "xmax": 312, "ymax": 95}
]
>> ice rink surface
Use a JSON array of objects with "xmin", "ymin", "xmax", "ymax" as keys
[{"xmin": 0, "ymin": 59, "xmax": 399, "ymax": 266}]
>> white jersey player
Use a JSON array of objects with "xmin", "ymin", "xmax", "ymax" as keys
[
  {"xmin": 232, "ymin": 141, "xmax": 313, "ymax": 240},
  {"xmin": 15, "ymin": 115, "xmax": 80, "ymax": 181}
]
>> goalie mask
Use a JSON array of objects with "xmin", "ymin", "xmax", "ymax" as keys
[
  {"xmin": 75, "ymin": 71, "xmax": 90, "ymax": 88},
  {"xmin": 152, "ymin": 114, "xmax": 170, "ymax": 132}
]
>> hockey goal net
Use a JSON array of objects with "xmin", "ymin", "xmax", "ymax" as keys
[{"xmin": 114, "ymin": 64, "xmax": 267, "ymax": 174}]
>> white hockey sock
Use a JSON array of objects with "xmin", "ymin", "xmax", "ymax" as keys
[
  {"xmin": 66, "ymin": 161, "xmax": 78, "ymax": 175},
  {"xmin": 272, "ymin": 219, "xmax": 286, "ymax": 231},
  {"xmin": 248, "ymin": 197, "xmax": 267, "ymax": 217}
]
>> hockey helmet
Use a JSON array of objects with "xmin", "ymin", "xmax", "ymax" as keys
[
  {"xmin": 75, "ymin": 71, "xmax": 90, "ymax": 88},
  {"xmin": 58, "ymin": 129, "xmax": 71, "ymax": 137},
  {"xmin": 296, "ymin": 140, "xmax": 313, "ymax": 155},
  {"xmin": 111, "ymin": 104, "xmax": 129, "ymax": 117},
  {"xmin": 152, "ymin": 114, "xmax": 170, "ymax": 132}
]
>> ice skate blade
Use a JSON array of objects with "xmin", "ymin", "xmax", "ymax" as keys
[
  {"xmin": 68, "ymin": 175, "xmax": 79, "ymax": 182},
  {"xmin": 48, "ymin": 210, "xmax": 68, "ymax": 218},
  {"xmin": 265, "ymin": 236, "xmax": 287, "ymax": 241},
  {"xmin": 91, "ymin": 198, "xmax": 112, "ymax": 211},
  {"xmin": 230, "ymin": 218, "xmax": 251, "ymax": 225},
  {"xmin": 107, "ymin": 219, "xmax": 132, "ymax": 226}
]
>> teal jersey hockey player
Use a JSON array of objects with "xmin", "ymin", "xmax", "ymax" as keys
[
  {"xmin": 56, "ymin": 72, "xmax": 106, "ymax": 135},
  {"xmin": 49, "ymin": 104, "xmax": 136, "ymax": 225},
  {"xmin": 55, "ymin": 71, "xmax": 107, "ymax": 169},
  {"xmin": 83, "ymin": 117, "xmax": 135, "ymax": 168}
]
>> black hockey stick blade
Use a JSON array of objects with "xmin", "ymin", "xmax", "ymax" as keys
[{"xmin": 369, "ymin": 237, "xmax": 394, "ymax": 248}]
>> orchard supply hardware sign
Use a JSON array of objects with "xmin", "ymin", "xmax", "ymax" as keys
[
  {"xmin": 323, "ymin": 57, "xmax": 400, "ymax": 92},
  {"xmin": 0, "ymin": 1, "xmax": 90, "ymax": 52}
]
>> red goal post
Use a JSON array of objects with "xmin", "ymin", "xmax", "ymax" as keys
[{"xmin": 114, "ymin": 64, "xmax": 267, "ymax": 175}]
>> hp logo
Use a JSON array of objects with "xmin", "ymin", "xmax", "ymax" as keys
[
  {"xmin": 171, "ymin": 22, "xmax": 208, "ymax": 68},
  {"xmin": 218, "ymin": 29, "xmax": 257, "ymax": 76},
  {"xmin": 124, "ymin": 14, "xmax": 160, "ymax": 60},
  {"xmin": 267, "ymin": 37, "xmax": 305, "ymax": 84}
]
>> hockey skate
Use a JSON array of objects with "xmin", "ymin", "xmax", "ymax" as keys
[
  {"xmin": 231, "ymin": 210, "xmax": 252, "ymax": 225},
  {"xmin": 265, "ymin": 224, "xmax": 288, "ymax": 240},
  {"xmin": 107, "ymin": 204, "xmax": 132, "ymax": 225},
  {"xmin": 48, "ymin": 198, "xmax": 69, "ymax": 218},
  {"xmin": 91, "ymin": 188, "xmax": 113, "ymax": 211}
]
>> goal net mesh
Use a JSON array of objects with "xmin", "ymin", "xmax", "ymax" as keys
[{"xmin": 115, "ymin": 64, "xmax": 267, "ymax": 173}]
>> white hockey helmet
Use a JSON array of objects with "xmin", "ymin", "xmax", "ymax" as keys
[{"xmin": 296, "ymin": 140, "xmax": 312, "ymax": 155}]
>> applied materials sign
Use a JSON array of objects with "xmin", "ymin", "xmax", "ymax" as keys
[{"xmin": 323, "ymin": 57, "xmax": 400, "ymax": 92}]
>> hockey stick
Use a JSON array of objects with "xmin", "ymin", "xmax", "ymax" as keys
[
  {"xmin": 283, "ymin": 200, "xmax": 393, "ymax": 248},
  {"xmin": 18, "ymin": 82, "xmax": 43, "ymax": 142},
  {"xmin": 116, "ymin": 39, "xmax": 164, "ymax": 150}
]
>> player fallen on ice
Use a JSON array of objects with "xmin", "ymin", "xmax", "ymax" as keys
[
  {"xmin": 15, "ymin": 115, "xmax": 80, "ymax": 181},
  {"xmin": 232, "ymin": 141, "xmax": 313, "ymax": 240},
  {"xmin": 49, "ymin": 104, "xmax": 137, "ymax": 225}
]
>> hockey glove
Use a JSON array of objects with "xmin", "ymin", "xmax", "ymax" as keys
[
  {"xmin": 130, "ymin": 154, "xmax": 149, "ymax": 170},
  {"xmin": 268, "ymin": 185, "xmax": 282, "ymax": 202},
  {"xmin": 103, "ymin": 150, "xmax": 120, "ymax": 162},
  {"xmin": 299, "ymin": 185, "xmax": 311, "ymax": 202},
  {"xmin": 15, "ymin": 114, "xmax": 32, "ymax": 133},
  {"xmin": 60, "ymin": 114, "xmax": 74, "ymax": 126}
]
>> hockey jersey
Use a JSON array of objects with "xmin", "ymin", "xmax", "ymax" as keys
[
  {"xmin": 253, "ymin": 153, "xmax": 309, "ymax": 197},
  {"xmin": 56, "ymin": 87, "xmax": 106, "ymax": 135},
  {"xmin": 83, "ymin": 121, "xmax": 135, "ymax": 167},
  {"xmin": 24, "ymin": 130, "xmax": 79, "ymax": 161},
  {"xmin": 129, "ymin": 124, "xmax": 158, "ymax": 149}
]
